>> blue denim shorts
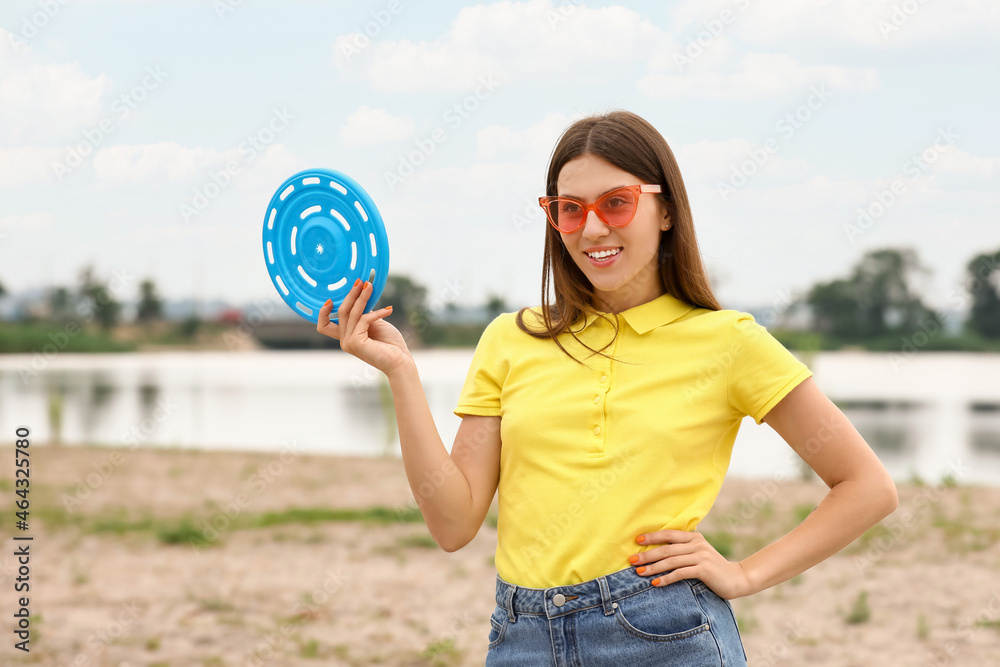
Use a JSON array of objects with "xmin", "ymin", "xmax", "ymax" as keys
[{"xmin": 486, "ymin": 564, "xmax": 747, "ymax": 666}]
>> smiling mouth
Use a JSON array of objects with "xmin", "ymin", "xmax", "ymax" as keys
[{"xmin": 585, "ymin": 247, "xmax": 623, "ymax": 260}]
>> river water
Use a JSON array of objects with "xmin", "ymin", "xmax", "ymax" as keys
[{"xmin": 1, "ymin": 350, "xmax": 997, "ymax": 486}]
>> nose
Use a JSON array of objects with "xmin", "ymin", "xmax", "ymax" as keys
[{"xmin": 581, "ymin": 209, "xmax": 608, "ymax": 239}]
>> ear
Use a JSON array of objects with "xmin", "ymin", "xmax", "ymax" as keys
[{"xmin": 656, "ymin": 197, "xmax": 671, "ymax": 229}]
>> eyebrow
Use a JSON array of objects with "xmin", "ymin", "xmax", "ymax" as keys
[{"xmin": 557, "ymin": 184, "xmax": 629, "ymax": 200}]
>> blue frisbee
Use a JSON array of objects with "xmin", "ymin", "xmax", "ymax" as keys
[{"xmin": 262, "ymin": 168, "xmax": 389, "ymax": 324}]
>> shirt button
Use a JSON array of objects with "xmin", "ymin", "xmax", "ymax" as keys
[
  {"xmin": 599, "ymin": 375, "xmax": 607, "ymax": 383},
  {"xmin": 593, "ymin": 395, "xmax": 600, "ymax": 404},
  {"xmin": 593, "ymin": 426, "xmax": 601, "ymax": 435}
]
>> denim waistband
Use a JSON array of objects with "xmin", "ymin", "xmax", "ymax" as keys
[{"xmin": 495, "ymin": 565, "xmax": 680, "ymax": 622}]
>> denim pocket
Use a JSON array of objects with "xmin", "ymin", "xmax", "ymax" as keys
[
  {"xmin": 488, "ymin": 605, "xmax": 509, "ymax": 649},
  {"xmin": 690, "ymin": 579, "xmax": 748, "ymax": 663},
  {"xmin": 613, "ymin": 585, "xmax": 711, "ymax": 642}
]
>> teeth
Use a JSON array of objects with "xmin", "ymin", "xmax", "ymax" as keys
[{"xmin": 587, "ymin": 248, "xmax": 621, "ymax": 259}]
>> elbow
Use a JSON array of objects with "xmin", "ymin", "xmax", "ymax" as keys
[
  {"xmin": 878, "ymin": 476, "xmax": 899, "ymax": 517},
  {"xmin": 434, "ymin": 529, "xmax": 473, "ymax": 553},
  {"xmin": 439, "ymin": 537, "xmax": 470, "ymax": 553}
]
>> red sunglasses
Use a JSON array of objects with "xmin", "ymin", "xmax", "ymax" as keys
[{"xmin": 538, "ymin": 184, "xmax": 664, "ymax": 233}]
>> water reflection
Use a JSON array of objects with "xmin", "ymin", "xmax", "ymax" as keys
[
  {"xmin": 970, "ymin": 403, "xmax": 1000, "ymax": 453},
  {"xmin": 83, "ymin": 371, "xmax": 116, "ymax": 443},
  {"xmin": 0, "ymin": 351, "xmax": 998, "ymax": 485}
]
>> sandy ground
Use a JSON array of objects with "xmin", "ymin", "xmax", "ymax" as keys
[{"xmin": 1, "ymin": 444, "xmax": 999, "ymax": 666}]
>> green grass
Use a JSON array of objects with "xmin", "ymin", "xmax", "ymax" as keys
[
  {"xmin": 0, "ymin": 322, "xmax": 137, "ymax": 353},
  {"xmin": 931, "ymin": 512, "xmax": 1000, "ymax": 553},
  {"xmin": 702, "ymin": 530, "xmax": 735, "ymax": 558},
  {"xmin": 299, "ymin": 638, "xmax": 321, "ymax": 658},
  {"xmin": 852, "ymin": 522, "xmax": 894, "ymax": 552},
  {"xmin": 157, "ymin": 519, "xmax": 205, "ymax": 545},
  {"xmin": 419, "ymin": 637, "xmax": 461, "ymax": 667},
  {"xmin": 845, "ymin": 590, "xmax": 871, "ymax": 624},
  {"xmin": 196, "ymin": 598, "xmax": 235, "ymax": 613},
  {"xmin": 249, "ymin": 506, "xmax": 424, "ymax": 527},
  {"xmin": 773, "ymin": 329, "xmax": 1000, "ymax": 353},
  {"xmin": 16, "ymin": 502, "xmax": 428, "ymax": 546},
  {"xmin": 793, "ymin": 503, "xmax": 816, "ymax": 523},
  {"xmin": 396, "ymin": 534, "xmax": 438, "ymax": 549},
  {"xmin": 735, "ymin": 612, "xmax": 759, "ymax": 633}
]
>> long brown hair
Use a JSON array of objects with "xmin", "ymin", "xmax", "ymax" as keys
[{"xmin": 514, "ymin": 109, "xmax": 722, "ymax": 366}]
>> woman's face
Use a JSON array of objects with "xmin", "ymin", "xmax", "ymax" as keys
[{"xmin": 556, "ymin": 153, "xmax": 669, "ymax": 312}]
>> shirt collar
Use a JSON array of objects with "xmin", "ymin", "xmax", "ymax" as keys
[{"xmin": 575, "ymin": 292, "xmax": 696, "ymax": 335}]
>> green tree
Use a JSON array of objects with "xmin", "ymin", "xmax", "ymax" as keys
[
  {"xmin": 0, "ymin": 278, "xmax": 6, "ymax": 298},
  {"xmin": 485, "ymin": 293, "xmax": 507, "ymax": 321},
  {"xmin": 49, "ymin": 287, "xmax": 72, "ymax": 322},
  {"xmin": 137, "ymin": 279, "xmax": 164, "ymax": 323},
  {"xmin": 806, "ymin": 247, "xmax": 940, "ymax": 340},
  {"xmin": 805, "ymin": 278, "xmax": 857, "ymax": 338},
  {"xmin": 966, "ymin": 249, "xmax": 1000, "ymax": 339},
  {"xmin": 78, "ymin": 266, "xmax": 122, "ymax": 331},
  {"xmin": 178, "ymin": 314, "xmax": 200, "ymax": 339},
  {"xmin": 377, "ymin": 274, "xmax": 429, "ymax": 334},
  {"xmin": 852, "ymin": 248, "xmax": 937, "ymax": 336}
]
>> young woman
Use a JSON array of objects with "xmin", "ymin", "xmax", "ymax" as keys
[{"xmin": 317, "ymin": 110, "xmax": 899, "ymax": 665}]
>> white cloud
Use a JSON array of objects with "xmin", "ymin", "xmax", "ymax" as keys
[
  {"xmin": 0, "ymin": 211, "xmax": 58, "ymax": 234},
  {"xmin": 92, "ymin": 141, "xmax": 308, "ymax": 204},
  {"xmin": 334, "ymin": 0, "xmax": 666, "ymax": 92},
  {"xmin": 0, "ymin": 28, "xmax": 109, "ymax": 145},
  {"xmin": 675, "ymin": 138, "xmax": 812, "ymax": 183},
  {"xmin": 339, "ymin": 106, "xmax": 415, "ymax": 148},
  {"xmin": 93, "ymin": 142, "xmax": 231, "ymax": 186},
  {"xmin": 230, "ymin": 144, "xmax": 310, "ymax": 196},
  {"xmin": 474, "ymin": 112, "xmax": 577, "ymax": 164},
  {"xmin": 639, "ymin": 52, "xmax": 878, "ymax": 100},
  {"xmin": 668, "ymin": 0, "xmax": 1000, "ymax": 49},
  {"xmin": 932, "ymin": 147, "xmax": 1000, "ymax": 179},
  {"xmin": 0, "ymin": 146, "xmax": 64, "ymax": 187}
]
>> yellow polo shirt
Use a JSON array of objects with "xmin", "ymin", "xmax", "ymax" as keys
[{"xmin": 453, "ymin": 291, "xmax": 814, "ymax": 589}]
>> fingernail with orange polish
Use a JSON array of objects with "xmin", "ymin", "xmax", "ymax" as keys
[
  {"xmin": 636, "ymin": 536, "xmax": 646, "ymax": 544},
  {"xmin": 637, "ymin": 567, "xmax": 646, "ymax": 574},
  {"xmin": 628, "ymin": 555, "xmax": 639, "ymax": 564},
  {"xmin": 651, "ymin": 578, "xmax": 660, "ymax": 586}
]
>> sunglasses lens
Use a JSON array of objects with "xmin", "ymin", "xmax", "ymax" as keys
[
  {"xmin": 548, "ymin": 200, "xmax": 584, "ymax": 232},
  {"xmin": 599, "ymin": 190, "xmax": 638, "ymax": 225}
]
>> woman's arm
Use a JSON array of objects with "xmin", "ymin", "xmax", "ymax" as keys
[
  {"xmin": 628, "ymin": 377, "xmax": 898, "ymax": 599},
  {"xmin": 736, "ymin": 376, "xmax": 898, "ymax": 596},
  {"xmin": 387, "ymin": 359, "xmax": 502, "ymax": 552}
]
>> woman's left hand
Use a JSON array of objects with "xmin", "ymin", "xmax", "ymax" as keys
[{"xmin": 627, "ymin": 529, "xmax": 752, "ymax": 600}]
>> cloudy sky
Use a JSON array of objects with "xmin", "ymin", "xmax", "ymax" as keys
[{"xmin": 1, "ymin": 0, "xmax": 997, "ymax": 317}]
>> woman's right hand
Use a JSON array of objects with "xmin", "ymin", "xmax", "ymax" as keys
[{"xmin": 316, "ymin": 278, "xmax": 412, "ymax": 376}]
